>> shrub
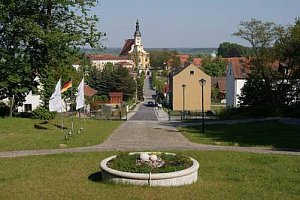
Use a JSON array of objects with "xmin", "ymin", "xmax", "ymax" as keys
[
  {"xmin": 31, "ymin": 106, "xmax": 56, "ymax": 120},
  {"xmin": 107, "ymin": 152, "xmax": 193, "ymax": 173}
]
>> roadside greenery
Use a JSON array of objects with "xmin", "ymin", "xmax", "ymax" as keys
[
  {"xmin": 0, "ymin": 151, "xmax": 299, "ymax": 199},
  {"xmin": 0, "ymin": 117, "xmax": 121, "ymax": 151},
  {"xmin": 180, "ymin": 120, "xmax": 300, "ymax": 149}
]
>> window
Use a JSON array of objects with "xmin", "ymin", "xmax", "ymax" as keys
[
  {"xmin": 24, "ymin": 104, "xmax": 32, "ymax": 112},
  {"xmin": 190, "ymin": 70, "xmax": 194, "ymax": 75}
]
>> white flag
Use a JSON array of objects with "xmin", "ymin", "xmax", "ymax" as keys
[
  {"xmin": 49, "ymin": 79, "xmax": 63, "ymax": 112},
  {"xmin": 76, "ymin": 78, "xmax": 85, "ymax": 110}
]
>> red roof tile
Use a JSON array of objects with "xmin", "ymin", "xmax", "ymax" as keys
[
  {"xmin": 120, "ymin": 39, "xmax": 134, "ymax": 56},
  {"xmin": 84, "ymin": 85, "xmax": 97, "ymax": 97},
  {"xmin": 193, "ymin": 58, "xmax": 202, "ymax": 66},
  {"xmin": 87, "ymin": 54, "xmax": 130, "ymax": 61},
  {"xmin": 229, "ymin": 57, "xmax": 251, "ymax": 79}
]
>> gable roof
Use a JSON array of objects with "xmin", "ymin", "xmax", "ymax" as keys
[
  {"xmin": 229, "ymin": 57, "xmax": 251, "ymax": 79},
  {"xmin": 171, "ymin": 62, "xmax": 209, "ymax": 78},
  {"xmin": 212, "ymin": 77, "xmax": 226, "ymax": 91},
  {"xmin": 120, "ymin": 39, "xmax": 134, "ymax": 56},
  {"xmin": 84, "ymin": 85, "xmax": 97, "ymax": 97},
  {"xmin": 193, "ymin": 58, "xmax": 202, "ymax": 66}
]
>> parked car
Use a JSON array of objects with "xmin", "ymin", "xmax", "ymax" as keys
[{"xmin": 147, "ymin": 101, "xmax": 155, "ymax": 107}]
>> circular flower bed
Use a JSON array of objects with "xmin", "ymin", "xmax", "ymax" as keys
[{"xmin": 100, "ymin": 152, "xmax": 199, "ymax": 186}]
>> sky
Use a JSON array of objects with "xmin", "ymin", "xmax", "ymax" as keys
[{"xmin": 93, "ymin": 0, "xmax": 300, "ymax": 48}]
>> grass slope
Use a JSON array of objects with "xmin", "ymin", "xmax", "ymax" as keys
[
  {"xmin": 0, "ymin": 151, "xmax": 299, "ymax": 199},
  {"xmin": 180, "ymin": 121, "xmax": 300, "ymax": 149},
  {"xmin": 0, "ymin": 118, "xmax": 121, "ymax": 151}
]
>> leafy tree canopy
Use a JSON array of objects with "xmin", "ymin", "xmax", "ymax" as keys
[
  {"xmin": 149, "ymin": 50, "xmax": 180, "ymax": 71},
  {"xmin": 218, "ymin": 42, "xmax": 253, "ymax": 58},
  {"xmin": 0, "ymin": 0, "xmax": 104, "ymax": 114},
  {"xmin": 234, "ymin": 18, "xmax": 300, "ymax": 110}
]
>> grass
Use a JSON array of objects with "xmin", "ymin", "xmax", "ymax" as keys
[
  {"xmin": 0, "ymin": 151, "xmax": 299, "ymax": 199},
  {"xmin": 180, "ymin": 121, "xmax": 300, "ymax": 149},
  {"xmin": 0, "ymin": 117, "xmax": 121, "ymax": 151}
]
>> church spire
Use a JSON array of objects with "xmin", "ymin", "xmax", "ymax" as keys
[{"xmin": 134, "ymin": 19, "xmax": 141, "ymax": 37}]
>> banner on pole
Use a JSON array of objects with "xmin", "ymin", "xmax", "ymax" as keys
[
  {"xmin": 76, "ymin": 78, "xmax": 85, "ymax": 110},
  {"xmin": 49, "ymin": 79, "xmax": 63, "ymax": 112}
]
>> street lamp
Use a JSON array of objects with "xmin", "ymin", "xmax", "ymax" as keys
[
  {"xmin": 181, "ymin": 84, "xmax": 186, "ymax": 120},
  {"xmin": 199, "ymin": 79, "xmax": 206, "ymax": 133}
]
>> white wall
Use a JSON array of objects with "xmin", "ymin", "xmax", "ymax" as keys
[
  {"xmin": 226, "ymin": 65, "xmax": 235, "ymax": 108},
  {"xmin": 17, "ymin": 91, "xmax": 43, "ymax": 112},
  {"xmin": 91, "ymin": 59, "xmax": 134, "ymax": 70},
  {"xmin": 235, "ymin": 79, "xmax": 246, "ymax": 107}
]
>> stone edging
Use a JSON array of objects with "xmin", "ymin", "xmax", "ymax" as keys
[{"xmin": 100, "ymin": 153, "xmax": 200, "ymax": 186}]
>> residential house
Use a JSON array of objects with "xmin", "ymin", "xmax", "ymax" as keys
[
  {"xmin": 212, "ymin": 77, "xmax": 226, "ymax": 102},
  {"xmin": 169, "ymin": 63, "xmax": 211, "ymax": 111},
  {"xmin": 226, "ymin": 57, "xmax": 250, "ymax": 107}
]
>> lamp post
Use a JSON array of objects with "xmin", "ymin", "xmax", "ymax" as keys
[
  {"xmin": 199, "ymin": 79, "xmax": 206, "ymax": 133},
  {"xmin": 181, "ymin": 84, "xmax": 186, "ymax": 120}
]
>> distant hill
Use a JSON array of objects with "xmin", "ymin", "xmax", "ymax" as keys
[{"xmin": 81, "ymin": 48, "xmax": 217, "ymax": 56}]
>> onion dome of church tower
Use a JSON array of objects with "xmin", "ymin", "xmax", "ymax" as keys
[{"xmin": 134, "ymin": 19, "xmax": 142, "ymax": 37}]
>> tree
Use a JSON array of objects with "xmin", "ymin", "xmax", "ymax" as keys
[
  {"xmin": 149, "ymin": 50, "xmax": 180, "ymax": 70},
  {"xmin": 0, "ymin": 0, "xmax": 104, "ymax": 113},
  {"xmin": 0, "ymin": 2, "xmax": 33, "ymax": 116},
  {"xmin": 235, "ymin": 18, "xmax": 300, "ymax": 112},
  {"xmin": 87, "ymin": 65, "xmax": 137, "ymax": 101},
  {"xmin": 201, "ymin": 58, "xmax": 226, "ymax": 77},
  {"xmin": 218, "ymin": 42, "xmax": 253, "ymax": 58}
]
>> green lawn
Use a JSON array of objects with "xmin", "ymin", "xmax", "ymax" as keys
[
  {"xmin": 180, "ymin": 121, "xmax": 300, "ymax": 149},
  {"xmin": 0, "ymin": 151, "xmax": 299, "ymax": 199},
  {"xmin": 0, "ymin": 117, "xmax": 121, "ymax": 151}
]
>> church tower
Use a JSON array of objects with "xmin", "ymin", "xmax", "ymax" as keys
[
  {"xmin": 120, "ymin": 19, "xmax": 150, "ymax": 73},
  {"xmin": 134, "ymin": 19, "xmax": 142, "ymax": 47}
]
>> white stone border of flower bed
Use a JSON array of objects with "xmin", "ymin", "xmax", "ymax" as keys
[{"xmin": 100, "ymin": 152, "xmax": 200, "ymax": 187}]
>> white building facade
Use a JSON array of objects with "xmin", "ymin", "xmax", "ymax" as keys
[{"xmin": 226, "ymin": 58, "xmax": 250, "ymax": 108}]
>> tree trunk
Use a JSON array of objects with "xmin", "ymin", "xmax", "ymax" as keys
[{"xmin": 9, "ymin": 96, "xmax": 14, "ymax": 117}]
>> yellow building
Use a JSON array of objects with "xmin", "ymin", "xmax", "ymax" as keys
[
  {"xmin": 120, "ymin": 19, "xmax": 150, "ymax": 73},
  {"xmin": 170, "ymin": 63, "xmax": 211, "ymax": 111}
]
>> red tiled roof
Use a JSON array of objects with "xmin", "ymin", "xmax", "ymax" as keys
[
  {"xmin": 177, "ymin": 54, "xmax": 189, "ymax": 64},
  {"xmin": 229, "ymin": 57, "xmax": 251, "ymax": 79},
  {"xmin": 84, "ymin": 85, "xmax": 97, "ymax": 97},
  {"xmin": 193, "ymin": 58, "xmax": 202, "ymax": 66},
  {"xmin": 117, "ymin": 61, "xmax": 133, "ymax": 65},
  {"xmin": 87, "ymin": 54, "xmax": 130, "ymax": 61},
  {"xmin": 120, "ymin": 39, "xmax": 134, "ymax": 56},
  {"xmin": 212, "ymin": 77, "xmax": 226, "ymax": 91}
]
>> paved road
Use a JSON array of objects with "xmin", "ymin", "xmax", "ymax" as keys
[
  {"xmin": 130, "ymin": 103, "xmax": 157, "ymax": 121},
  {"xmin": 130, "ymin": 76, "xmax": 157, "ymax": 121}
]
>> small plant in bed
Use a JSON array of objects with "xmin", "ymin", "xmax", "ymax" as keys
[{"xmin": 107, "ymin": 152, "xmax": 193, "ymax": 173}]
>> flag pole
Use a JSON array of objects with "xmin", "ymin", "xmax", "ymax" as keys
[
  {"xmin": 71, "ymin": 76, "xmax": 74, "ymax": 134},
  {"xmin": 60, "ymin": 78, "xmax": 64, "ymax": 131}
]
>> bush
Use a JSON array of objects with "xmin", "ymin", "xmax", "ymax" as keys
[
  {"xmin": 0, "ymin": 102, "xmax": 9, "ymax": 117},
  {"xmin": 31, "ymin": 106, "xmax": 56, "ymax": 120},
  {"xmin": 107, "ymin": 152, "xmax": 193, "ymax": 173},
  {"xmin": 219, "ymin": 103, "xmax": 300, "ymax": 119}
]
